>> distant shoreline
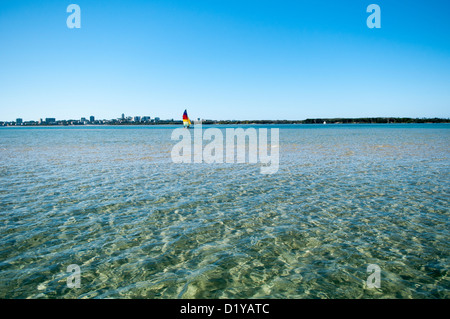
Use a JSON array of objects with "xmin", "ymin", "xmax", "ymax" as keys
[{"xmin": 1, "ymin": 117, "xmax": 449, "ymax": 126}]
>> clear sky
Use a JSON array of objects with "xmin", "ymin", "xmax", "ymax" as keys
[{"xmin": 0, "ymin": 0, "xmax": 449, "ymax": 121}]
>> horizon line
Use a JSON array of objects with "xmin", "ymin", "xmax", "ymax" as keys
[
  {"xmin": 2, "ymin": 116, "xmax": 450, "ymax": 126},
  {"xmin": 2, "ymin": 116, "xmax": 450, "ymax": 121}
]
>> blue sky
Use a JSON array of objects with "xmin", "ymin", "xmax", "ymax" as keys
[{"xmin": 0, "ymin": 0, "xmax": 449, "ymax": 121}]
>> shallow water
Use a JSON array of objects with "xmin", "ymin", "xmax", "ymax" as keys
[{"xmin": 0, "ymin": 124, "xmax": 448, "ymax": 298}]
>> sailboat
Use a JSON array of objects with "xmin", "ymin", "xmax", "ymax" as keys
[{"xmin": 183, "ymin": 109, "xmax": 192, "ymax": 128}]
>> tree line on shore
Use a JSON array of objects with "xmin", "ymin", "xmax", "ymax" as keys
[{"xmin": 214, "ymin": 117, "xmax": 450, "ymax": 124}]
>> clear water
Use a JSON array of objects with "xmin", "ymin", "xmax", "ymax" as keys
[{"xmin": 0, "ymin": 124, "xmax": 448, "ymax": 299}]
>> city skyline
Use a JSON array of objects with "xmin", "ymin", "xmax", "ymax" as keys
[
  {"xmin": 0, "ymin": 113, "xmax": 163, "ymax": 125},
  {"xmin": 2, "ymin": 113, "xmax": 449, "ymax": 126},
  {"xmin": 1, "ymin": 1, "xmax": 449, "ymax": 121}
]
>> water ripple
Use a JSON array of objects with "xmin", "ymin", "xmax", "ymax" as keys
[{"xmin": 0, "ymin": 125, "xmax": 448, "ymax": 298}]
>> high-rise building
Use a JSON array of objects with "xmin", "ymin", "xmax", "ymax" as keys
[
  {"xmin": 90, "ymin": 116, "xmax": 95, "ymax": 122},
  {"xmin": 45, "ymin": 118, "xmax": 56, "ymax": 124},
  {"xmin": 16, "ymin": 118, "xmax": 23, "ymax": 124},
  {"xmin": 134, "ymin": 116, "xmax": 141, "ymax": 122},
  {"xmin": 122, "ymin": 113, "xmax": 125, "ymax": 120}
]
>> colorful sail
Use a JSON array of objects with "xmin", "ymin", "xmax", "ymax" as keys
[{"xmin": 183, "ymin": 109, "xmax": 191, "ymax": 127}]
